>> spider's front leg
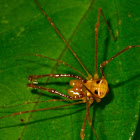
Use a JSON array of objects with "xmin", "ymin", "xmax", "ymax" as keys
[{"xmin": 28, "ymin": 74, "xmax": 84, "ymax": 84}]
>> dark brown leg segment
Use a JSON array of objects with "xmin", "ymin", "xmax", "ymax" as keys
[
  {"xmin": 87, "ymin": 111, "xmax": 99, "ymax": 140},
  {"xmin": 100, "ymin": 45, "xmax": 140, "ymax": 78},
  {"xmin": 94, "ymin": 8, "xmax": 116, "ymax": 79},
  {"xmin": 34, "ymin": 0, "xmax": 91, "ymax": 78},
  {"xmin": 27, "ymin": 84, "xmax": 73, "ymax": 99},
  {"xmin": 0, "ymin": 101, "xmax": 84, "ymax": 119},
  {"xmin": 28, "ymin": 74, "xmax": 85, "ymax": 82},
  {"xmin": 24, "ymin": 54, "xmax": 87, "ymax": 79}
]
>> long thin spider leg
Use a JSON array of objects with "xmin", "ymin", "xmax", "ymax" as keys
[
  {"xmin": 0, "ymin": 101, "xmax": 84, "ymax": 119},
  {"xmin": 87, "ymin": 110, "xmax": 99, "ymax": 140},
  {"xmin": 100, "ymin": 45, "xmax": 140, "ymax": 78},
  {"xmin": 0, "ymin": 98, "xmax": 83, "ymax": 109},
  {"xmin": 80, "ymin": 108, "xmax": 88, "ymax": 140},
  {"xmin": 94, "ymin": 8, "xmax": 100, "ymax": 79},
  {"xmin": 80, "ymin": 102, "xmax": 91, "ymax": 140},
  {"xmin": 28, "ymin": 74, "xmax": 85, "ymax": 84},
  {"xmin": 94, "ymin": 8, "xmax": 117, "ymax": 79},
  {"xmin": 99, "ymin": 8, "xmax": 117, "ymax": 41},
  {"xmin": 27, "ymin": 84, "xmax": 73, "ymax": 99},
  {"xmin": 23, "ymin": 54, "xmax": 88, "ymax": 79},
  {"xmin": 34, "ymin": 0, "xmax": 92, "ymax": 78}
]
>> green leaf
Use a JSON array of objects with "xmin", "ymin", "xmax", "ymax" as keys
[{"xmin": 0, "ymin": 0, "xmax": 139, "ymax": 140}]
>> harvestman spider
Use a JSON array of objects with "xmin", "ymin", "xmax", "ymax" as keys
[{"xmin": 0, "ymin": 0, "xmax": 140, "ymax": 140}]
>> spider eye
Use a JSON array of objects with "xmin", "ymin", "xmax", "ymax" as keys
[
  {"xmin": 96, "ymin": 80, "xmax": 103, "ymax": 84},
  {"xmin": 96, "ymin": 80, "xmax": 100, "ymax": 84},
  {"xmin": 94, "ymin": 90, "xmax": 98, "ymax": 94}
]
